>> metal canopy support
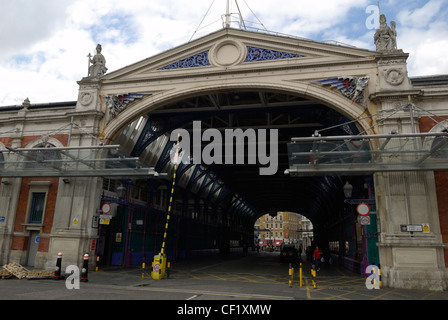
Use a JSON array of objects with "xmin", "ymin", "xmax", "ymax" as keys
[
  {"xmin": 0, "ymin": 145, "xmax": 161, "ymax": 178},
  {"xmin": 286, "ymin": 132, "xmax": 448, "ymax": 176}
]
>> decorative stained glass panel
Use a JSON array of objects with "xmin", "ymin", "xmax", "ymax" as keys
[
  {"xmin": 159, "ymin": 51, "xmax": 210, "ymax": 70},
  {"xmin": 245, "ymin": 46, "xmax": 304, "ymax": 62}
]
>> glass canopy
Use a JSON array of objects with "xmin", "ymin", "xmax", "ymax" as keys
[
  {"xmin": 0, "ymin": 145, "xmax": 161, "ymax": 178},
  {"xmin": 286, "ymin": 132, "xmax": 448, "ymax": 176}
]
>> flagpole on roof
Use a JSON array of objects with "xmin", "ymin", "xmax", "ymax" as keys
[{"xmin": 225, "ymin": 0, "xmax": 231, "ymax": 28}]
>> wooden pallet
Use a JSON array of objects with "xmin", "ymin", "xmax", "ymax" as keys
[
  {"xmin": 26, "ymin": 270, "xmax": 55, "ymax": 279},
  {"xmin": 3, "ymin": 262, "xmax": 29, "ymax": 279},
  {"xmin": 0, "ymin": 270, "xmax": 12, "ymax": 279}
]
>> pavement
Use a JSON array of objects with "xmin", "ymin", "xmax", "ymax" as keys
[
  {"xmin": 2, "ymin": 251, "xmax": 448, "ymax": 302},
  {"xmin": 81, "ymin": 251, "xmax": 448, "ymax": 301}
]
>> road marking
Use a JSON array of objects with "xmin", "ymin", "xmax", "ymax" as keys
[
  {"xmin": 305, "ymin": 278, "xmax": 311, "ymax": 299},
  {"xmin": 186, "ymin": 294, "xmax": 200, "ymax": 300},
  {"xmin": 131, "ymin": 286, "xmax": 295, "ymax": 300},
  {"xmin": 205, "ymin": 273, "xmax": 228, "ymax": 280}
]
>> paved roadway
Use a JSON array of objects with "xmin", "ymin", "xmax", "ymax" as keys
[{"xmin": 1, "ymin": 251, "xmax": 447, "ymax": 304}]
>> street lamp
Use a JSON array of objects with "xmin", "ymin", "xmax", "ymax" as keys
[
  {"xmin": 117, "ymin": 184, "xmax": 126, "ymax": 199},
  {"xmin": 343, "ymin": 181, "xmax": 353, "ymax": 199}
]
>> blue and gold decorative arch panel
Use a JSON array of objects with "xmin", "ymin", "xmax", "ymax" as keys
[
  {"xmin": 245, "ymin": 46, "xmax": 304, "ymax": 62},
  {"xmin": 159, "ymin": 51, "xmax": 210, "ymax": 70},
  {"xmin": 158, "ymin": 47, "xmax": 304, "ymax": 70}
]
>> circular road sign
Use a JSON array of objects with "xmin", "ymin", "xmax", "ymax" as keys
[
  {"xmin": 360, "ymin": 216, "xmax": 370, "ymax": 225},
  {"xmin": 101, "ymin": 203, "xmax": 112, "ymax": 214},
  {"xmin": 357, "ymin": 203, "xmax": 370, "ymax": 216}
]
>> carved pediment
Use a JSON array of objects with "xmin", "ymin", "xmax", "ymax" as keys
[{"xmin": 102, "ymin": 28, "xmax": 378, "ymax": 82}]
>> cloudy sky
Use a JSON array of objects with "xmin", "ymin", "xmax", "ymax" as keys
[{"xmin": 1, "ymin": 0, "xmax": 447, "ymax": 105}]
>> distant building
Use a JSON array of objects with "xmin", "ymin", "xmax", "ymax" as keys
[{"xmin": 254, "ymin": 212, "xmax": 313, "ymax": 248}]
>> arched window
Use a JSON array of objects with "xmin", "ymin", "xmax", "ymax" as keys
[{"xmin": 25, "ymin": 143, "xmax": 62, "ymax": 169}]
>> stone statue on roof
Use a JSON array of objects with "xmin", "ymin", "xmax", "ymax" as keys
[
  {"xmin": 374, "ymin": 14, "xmax": 397, "ymax": 52},
  {"xmin": 88, "ymin": 44, "xmax": 108, "ymax": 78}
]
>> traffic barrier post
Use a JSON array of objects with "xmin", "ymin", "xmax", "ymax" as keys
[
  {"xmin": 311, "ymin": 264, "xmax": 317, "ymax": 289},
  {"xmin": 80, "ymin": 253, "xmax": 89, "ymax": 282},
  {"xmin": 53, "ymin": 252, "xmax": 63, "ymax": 280},
  {"xmin": 166, "ymin": 260, "xmax": 170, "ymax": 279},
  {"xmin": 288, "ymin": 263, "xmax": 294, "ymax": 288}
]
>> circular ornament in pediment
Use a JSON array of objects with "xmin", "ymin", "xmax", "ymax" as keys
[{"xmin": 210, "ymin": 40, "xmax": 246, "ymax": 67}]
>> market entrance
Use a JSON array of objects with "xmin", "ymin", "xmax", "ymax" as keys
[
  {"xmin": 96, "ymin": 87, "xmax": 381, "ymax": 274},
  {"xmin": 86, "ymin": 26, "xmax": 448, "ymax": 289}
]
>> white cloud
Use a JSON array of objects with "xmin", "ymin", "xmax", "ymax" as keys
[
  {"xmin": 394, "ymin": 0, "xmax": 448, "ymax": 76},
  {"xmin": 0, "ymin": 0, "xmax": 447, "ymax": 105},
  {"xmin": 0, "ymin": 0, "xmax": 71, "ymax": 59},
  {"xmin": 397, "ymin": 0, "xmax": 443, "ymax": 28}
]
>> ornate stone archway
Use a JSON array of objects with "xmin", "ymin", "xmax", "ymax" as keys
[{"xmin": 69, "ymin": 27, "xmax": 447, "ymax": 290}]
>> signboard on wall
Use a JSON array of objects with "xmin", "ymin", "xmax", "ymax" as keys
[
  {"xmin": 100, "ymin": 214, "xmax": 112, "ymax": 225},
  {"xmin": 400, "ymin": 224, "xmax": 430, "ymax": 233}
]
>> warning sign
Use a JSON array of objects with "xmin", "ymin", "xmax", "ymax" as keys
[
  {"xmin": 101, "ymin": 203, "xmax": 111, "ymax": 214},
  {"xmin": 360, "ymin": 216, "xmax": 370, "ymax": 225},
  {"xmin": 400, "ymin": 224, "xmax": 430, "ymax": 233},
  {"xmin": 357, "ymin": 203, "xmax": 370, "ymax": 216},
  {"xmin": 100, "ymin": 214, "xmax": 112, "ymax": 225}
]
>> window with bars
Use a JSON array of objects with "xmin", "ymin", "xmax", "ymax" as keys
[
  {"xmin": 28, "ymin": 192, "xmax": 46, "ymax": 224},
  {"xmin": 102, "ymin": 178, "xmax": 117, "ymax": 192}
]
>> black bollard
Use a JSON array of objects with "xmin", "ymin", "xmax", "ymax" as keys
[
  {"xmin": 53, "ymin": 252, "xmax": 63, "ymax": 280},
  {"xmin": 80, "ymin": 254, "xmax": 89, "ymax": 282}
]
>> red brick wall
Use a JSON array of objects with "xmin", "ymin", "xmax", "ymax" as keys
[
  {"xmin": 21, "ymin": 134, "xmax": 68, "ymax": 148},
  {"xmin": 10, "ymin": 236, "xmax": 28, "ymax": 251},
  {"xmin": 11, "ymin": 135, "xmax": 67, "ymax": 253},
  {"xmin": 0, "ymin": 137, "xmax": 12, "ymax": 147},
  {"xmin": 13, "ymin": 177, "xmax": 59, "ymax": 252},
  {"xmin": 420, "ymin": 117, "xmax": 448, "ymax": 267},
  {"xmin": 435, "ymin": 172, "xmax": 448, "ymax": 267},
  {"xmin": 38, "ymin": 236, "xmax": 50, "ymax": 252},
  {"xmin": 419, "ymin": 116, "xmax": 448, "ymax": 133}
]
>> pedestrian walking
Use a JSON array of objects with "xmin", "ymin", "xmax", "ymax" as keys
[{"xmin": 313, "ymin": 246, "xmax": 322, "ymax": 271}]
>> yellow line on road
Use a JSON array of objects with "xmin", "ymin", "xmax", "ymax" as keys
[
  {"xmin": 205, "ymin": 272, "xmax": 228, "ymax": 281},
  {"xmin": 305, "ymin": 278, "xmax": 311, "ymax": 299}
]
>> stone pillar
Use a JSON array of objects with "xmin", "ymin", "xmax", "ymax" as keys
[
  {"xmin": 371, "ymin": 57, "xmax": 447, "ymax": 289},
  {"xmin": 45, "ymin": 76, "xmax": 106, "ymax": 270},
  {"xmin": 375, "ymin": 171, "xmax": 446, "ymax": 290},
  {"xmin": 0, "ymin": 178, "xmax": 21, "ymax": 265},
  {"xmin": 47, "ymin": 176, "xmax": 103, "ymax": 270}
]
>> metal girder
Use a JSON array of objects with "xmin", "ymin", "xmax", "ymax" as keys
[{"xmin": 154, "ymin": 140, "xmax": 175, "ymax": 172}]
